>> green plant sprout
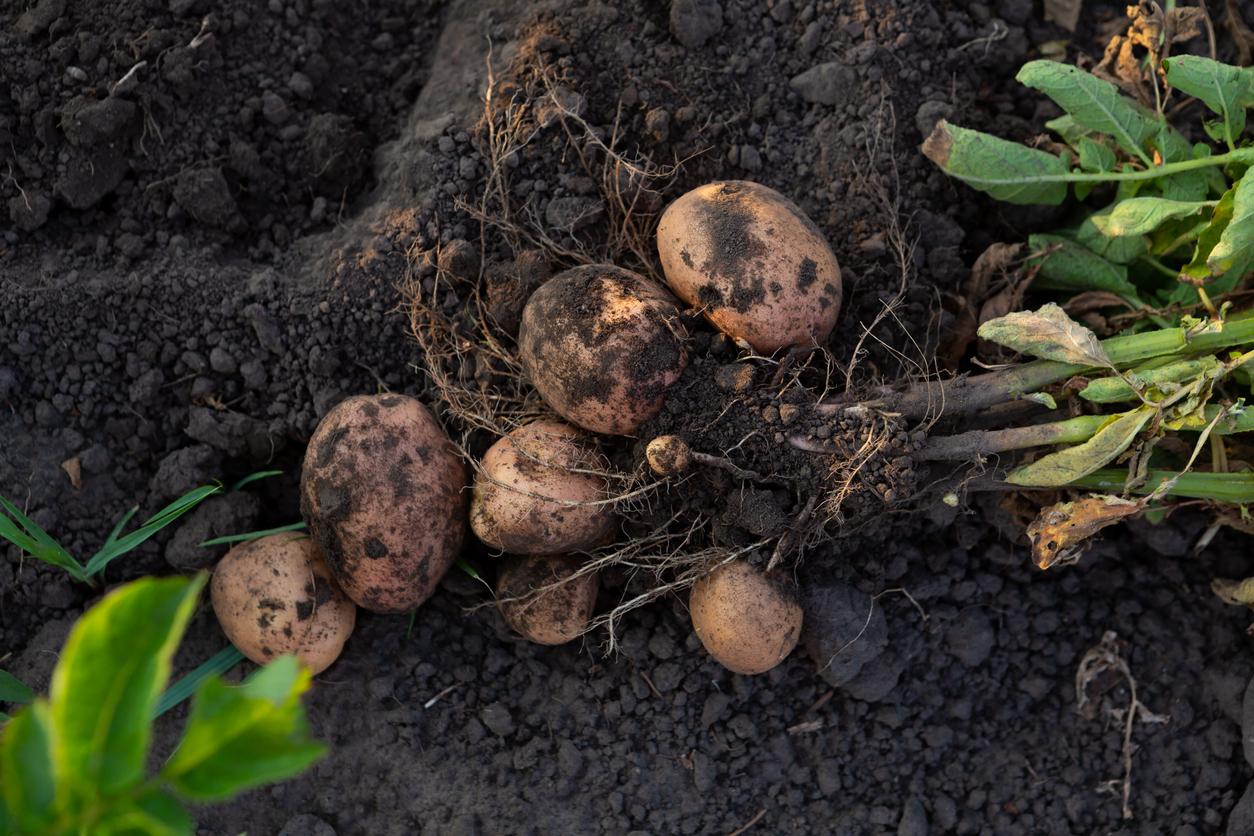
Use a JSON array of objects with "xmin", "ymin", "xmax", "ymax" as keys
[
  {"xmin": 923, "ymin": 57, "xmax": 1254, "ymax": 314},
  {"xmin": 0, "ymin": 574, "xmax": 323, "ymax": 835},
  {"xmin": 0, "ymin": 471, "xmax": 283, "ymax": 585}
]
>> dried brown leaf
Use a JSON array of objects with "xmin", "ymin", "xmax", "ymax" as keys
[
  {"xmin": 61, "ymin": 456, "xmax": 82, "ymax": 490},
  {"xmin": 1044, "ymin": 0, "xmax": 1084, "ymax": 32},
  {"xmin": 1213, "ymin": 576, "xmax": 1254, "ymax": 606},
  {"xmin": 1027, "ymin": 494, "xmax": 1146, "ymax": 569}
]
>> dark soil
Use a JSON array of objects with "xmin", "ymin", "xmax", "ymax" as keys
[{"xmin": 5, "ymin": 0, "xmax": 1254, "ymax": 834}]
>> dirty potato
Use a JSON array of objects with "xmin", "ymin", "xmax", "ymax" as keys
[
  {"xmin": 657, "ymin": 180, "xmax": 842, "ymax": 354},
  {"xmin": 518, "ymin": 265, "xmax": 688, "ymax": 436},
  {"xmin": 210, "ymin": 533, "xmax": 356, "ymax": 675},
  {"xmin": 497, "ymin": 554, "xmax": 598, "ymax": 645},
  {"xmin": 689, "ymin": 557, "xmax": 803, "ymax": 675},
  {"xmin": 471, "ymin": 420, "xmax": 616, "ymax": 555},
  {"xmin": 300, "ymin": 394, "xmax": 467, "ymax": 613}
]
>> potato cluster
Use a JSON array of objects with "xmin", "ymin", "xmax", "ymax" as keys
[{"xmin": 211, "ymin": 180, "xmax": 830, "ymax": 676}]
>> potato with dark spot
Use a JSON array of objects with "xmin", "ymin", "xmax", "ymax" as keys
[
  {"xmin": 210, "ymin": 533, "xmax": 355, "ymax": 675},
  {"xmin": 518, "ymin": 264, "xmax": 688, "ymax": 436},
  {"xmin": 689, "ymin": 558, "xmax": 802, "ymax": 675},
  {"xmin": 471, "ymin": 420, "xmax": 615, "ymax": 555},
  {"xmin": 497, "ymin": 554, "xmax": 598, "ymax": 645},
  {"xmin": 300, "ymin": 394, "xmax": 467, "ymax": 613},
  {"xmin": 657, "ymin": 180, "xmax": 842, "ymax": 353}
]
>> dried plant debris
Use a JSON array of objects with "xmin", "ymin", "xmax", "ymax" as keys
[{"xmin": 1027, "ymin": 494, "xmax": 1146, "ymax": 568}]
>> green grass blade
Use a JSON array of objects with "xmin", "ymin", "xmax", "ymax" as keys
[
  {"xmin": 154, "ymin": 647, "xmax": 246, "ymax": 719},
  {"xmin": 0, "ymin": 670, "xmax": 34, "ymax": 705},
  {"xmin": 82, "ymin": 486, "xmax": 222, "ymax": 577},
  {"xmin": 199, "ymin": 522, "xmax": 307, "ymax": 548},
  {"xmin": 229, "ymin": 471, "xmax": 283, "ymax": 492},
  {"xmin": 101, "ymin": 506, "xmax": 141, "ymax": 551},
  {"xmin": 0, "ymin": 495, "xmax": 86, "ymax": 581}
]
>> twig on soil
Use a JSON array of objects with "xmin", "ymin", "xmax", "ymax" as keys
[
  {"xmin": 422, "ymin": 683, "xmax": 460, "ymax": 709},
  {"xmin": 726, "ymin": 808, "xmax": 766, "ymax": 836},
  {"xmin": 1075, "ymin": 631, "xmax": 1170, "ymax": 820}
]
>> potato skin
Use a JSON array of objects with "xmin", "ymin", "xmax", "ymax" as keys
[
  {"xmin": 300, "ymin": 394, "xmax": 467, "ymax": 613},
  {"xmin": 518, "ymin": 264, "xmax": 687, "ymax": 436},
  {"xmin": 497, "ymin": 554, "xmax": 598, "ymax": 645},
  {"xmin": 689, "ymin": 558, "xmax": 803, "ymax": 675},
  {"xmin": 657, "ymin": 180, "xmax": 842, "ymax": 353},
  {"xmin": 471, "ymin": 420, "xmax": 615, "ymax": 555},
  {"xmin": 210, "ymin": 533, "xmax": 356, "ymax": 675}
]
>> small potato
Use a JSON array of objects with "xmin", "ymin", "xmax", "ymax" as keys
[
  {"xmin": 497, "ymin": 555, "xmax": 598, "ymax": 645},
  {"xmin": 471, "ymin": 420, "xmax": 615, "ymax": 555},
  {"xmin": 300, "ymin": 394, "xmax": 467, "ymax": 613},
  {"xmin": 211, "ymin": 533, "xmax": 355, "ymax": 675},
  {"xmin": 689, "ymin": 558, "xmax": 802, "ymax": 675},
  {"xmin": 518, "ymin": 264, "xmax": 688, "ymax": 436},
  {"xmin": 657, "ymin": 180, "xmax": 842, "ymax": 353}
]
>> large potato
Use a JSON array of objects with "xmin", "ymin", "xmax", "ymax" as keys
[
  {"xmin": 300, "ymin": 394, "xmax": 467, "ymax": 613},
  {"xmin": 471, "ymin": 420, "xmax": 616, "ymax": 554},
  {"xmin": 657, "ymin": 180, "xmax": 842, "ymax": 353},
  {"xmin": 497, "ymin": 554, "xmax": 598, "ymax": 645},
  {"xmin": 518, "ymin": 264, "xmax": 687, "ymax": 436},
  {"xmin": 689, "ymin": 558, "xmax": 802, "ymax": 675},
  {"xmin": 210, "ymin": 533, "xmax": 356, "ymax": 675}
]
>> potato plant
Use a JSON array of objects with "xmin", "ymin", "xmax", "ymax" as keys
[
  {"xmin": 923, "ymin": 57, "xmax": 1254, "ymax": 314},
  {"xmin": 0, "ymin": 575, "xmax": 323, "ymax": 835}
]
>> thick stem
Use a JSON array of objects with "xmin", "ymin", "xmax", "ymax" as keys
[
  {"xmin": 823, "ymin": 311, "xmax": 1254, "ymax": 421},
  {"xmin": 917, "ymin": 415, "xmax": 1106, "ymax": 460},
  {"xmin": 919, "ymin": 404, "xmax": 1254, "ymax": 461},
  {"xmin": 1069, "ymin": 469, "xmax": 1254, "ymax": 503}
]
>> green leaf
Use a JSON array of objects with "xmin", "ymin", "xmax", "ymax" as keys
[
  {"xmin": 199, "ymin": 521, "xmax": 307, "ymax": 548},
  {"xmin": 0, "ymin": 494, "xmax": 87, "ymax": 582},
  {"xmin": 0, "ymin": 701, "xmax": 56, "ymax": 831},
  {"xmin": 1027, "ymin": 234, "xmax": 1141, "ymax": 296},
  {"xmin": 163, "ymin": 655, "xmax": 326, "ymax": 802},
  {"xmin": 1092, "ymin": 197, "xmax": 1213, "ymax": 237},
  {"xmin": 922, "ymin": 120, "xmax": 1069, "ymax": 205},
  {"xmin": 0, "ymin": 670, "xmax": 34, "ymax": 705},
  {"xmin": 1162, "ymin": 56, "xmax": 1251, "ymax": 149},
  {"xmin": 1207, "ymin": 171, "xmax": 1254, "ymax": 282},
  {"xmin": 1172, "ymin": 180, "xmax": 1252, "ymax": 303},
  {"xmin": 1008, "ymin": 407, "xmax": 1156, "ymax": 487},
  {"xmin": 154, "ymin": 647, "xmax": 246, "ymax": 719},
  {"xmin": 49, "ymin": 575, "xmax": 206, "ymax": 809},
  {"xmin": 1077, "ymin": 136, "xmax": 1116, "ymax": 173},
  {"xmin": 1016, "ymin": 60, "xmax": 1161, "ymax": 163},
  {"xmin": 82, "ymin": 486, "xmax": 221, "ymax": 577},
  {"xmin": 229, "ymin": 470, "xmax": 283, "ymax": 492},
  {"xmin": 1046, "ymin": 113, "xmax": 1091, "ymax": 144},
  {"xmin": 1073, "ymin": 219, "xmax": 1147, "ymax": 265},
  {"xmin": 1021, "ymin": 392, "xmax": 1059, "ymax": 409},
  {"xmin": 978, "ymin": 302, "xmax": 1115, "ymax": 367},
  {"xmin": 93, "ymin": 787, "xmax": 192, "ymax": 836}
]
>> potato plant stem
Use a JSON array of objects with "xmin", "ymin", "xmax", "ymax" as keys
[
  {"xmin": 920, "ymin": 405, "xmax": 1254, "ymax": 461},
  {"xmin": 827, "ymin": 311, "xmax": 1254, "ymax": 420},
  {"xmin": 1026, "ymin": 147, "xmax": 1254, "ymax": 184},
  {"xmin": 1069, "ymin": 469, "xmax": 1254, "ymax": 503}
]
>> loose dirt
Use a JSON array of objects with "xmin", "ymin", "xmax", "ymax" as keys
[{"xmin": 4, "ymin": 0, "xmax": 1254, "ymax": 833}]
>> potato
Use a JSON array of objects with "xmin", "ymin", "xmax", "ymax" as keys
[
  {"xmin": 657, "ymin": 180, "xmax": 842, "ymax": 353},
  {"xmin": 300, "ymin": 394, "xmax": 467, "ymax": 613},
  {"xmin": 689, "ymin": 558, "xmax": 803, "ymax": 674},
  {"xmin": 497, "ymin": 554, "xmax": 598, "ymax": 645},
  {"xmin": 518, "ymin": 264, "xmax": 688, "ymax": 435},
  {"xmin": 210, "ymin": 533, "xmax": 355, "ymax": 675},
  {"xmin": 471, "ymin": 420, "xmax": 615, "ymax": 554}
]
